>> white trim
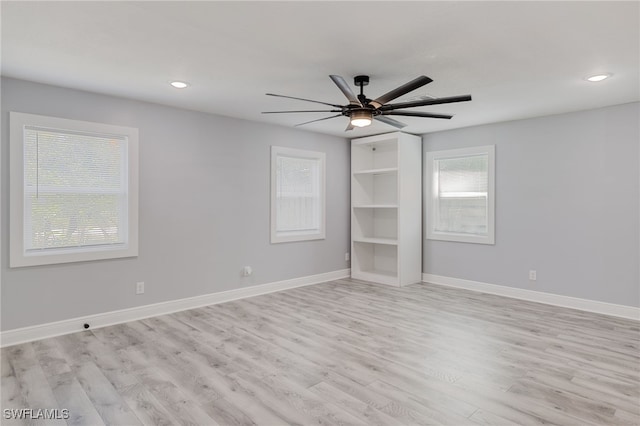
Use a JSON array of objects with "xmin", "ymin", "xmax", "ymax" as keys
[
  {"xmin": 270, "ymin": 146, "xmax": 326, "ymax": 244},
  {"xmin": 0, "ymin": 269, "xmax": 350, "ymax": 348},
  {"xmin": 425, "ymin": 145, "xmax": 495, "ymax": 245},
  {"xmin": 422, "ymin": 273, "xmax": 640, "ymax": 321},
  {"xmin": 9, "ymin": 112, "xmax": 139, "ymax": 267}
]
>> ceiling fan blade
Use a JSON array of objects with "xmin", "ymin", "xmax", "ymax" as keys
[
  {"xmin": 345, "ymin": 122, "xmax": 355, "ymax": 131},
  {"xmin": 374, "ymin": 115, "xmax": 407, "ymax": 129},
  {"xmin": 380, "ymin": 94, "xmax": 472, "ymax": 111},
  {"xmin": 294, "ymin": 114, "xmax": 343, "ymax": 127},
  {"xmin": 369, "ymin": 76, "xmax": 433, "ymax": 109},
  {"xmin": 383, "ymin": 111, "xmax": 453, "ymax": 119},
  {"xmin": 262, "ymin": 110, "xmax": 341, "ymax": 114},
  {"xmin": 266, "ymin": 93, "xmax": 343, "ymax": 108},
  {"xmin": 330, "ymin": 75, "xmax": 362, "ymax": 106}
]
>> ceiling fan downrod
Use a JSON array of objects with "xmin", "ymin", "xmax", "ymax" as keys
[{"xmin": 354, "ymin": 75, "xmax": 369, "ymax": 106}]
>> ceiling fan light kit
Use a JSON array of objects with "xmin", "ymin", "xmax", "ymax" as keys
[
  {"xmin": 263, "ymin": 74, "xmax": 472, "ymax": 131},
  {"xmin": 350, "ymin": 110, "xmax": 373, "ymax": 127}
]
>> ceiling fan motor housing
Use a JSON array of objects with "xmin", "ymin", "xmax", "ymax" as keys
[{"xmin": 354, "ymin": 75, "xmax": 370, "ymax": 86}]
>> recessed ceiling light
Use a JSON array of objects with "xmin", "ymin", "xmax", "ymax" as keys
[
  {"xmin": 170, "ymin": 81, "xmax": 189, "ymax": 89},
  {"xmin": 586, "ymin": 73, "xmax": 612, "ymax": 82}
]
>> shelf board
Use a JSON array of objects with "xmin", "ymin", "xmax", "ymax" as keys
[
  {"xmin": 353, "ymin": 204, "xmax": 398, "ymax": 209},
  {"xmin": 353, "ymin": 167, "xmax": 398, "ymax": 176},
  {"xmin": 353, "ymin": 237, "xmax": 398, "ymax": 246},
  {"xmin": 351, "ymin": 137, "xmax": 398, "ymax": 148},
  {"xmin": 351, "ymin": 270, "xmax": 399, "ymax": 287},
  {"xmin": 356, "ymin": 269, "xmax": 398, "ymax": 278}
]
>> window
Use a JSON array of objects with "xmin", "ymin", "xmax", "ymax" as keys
[
  {"xmin": 271, "ymin": 146, "xmax": 325, "ymax": 243},
  {"xmin": 10, "ymin": 112, "xmax": 139, "ymax": 267},
  {"xmin": 425, "ymin": 145, "xmax": 495, "ymax": 244}
]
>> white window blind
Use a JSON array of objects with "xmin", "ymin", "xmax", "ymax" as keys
[
  {"xmin": 426, "ymin": 145, "xmax": 495, "ymax": 244},
  {"xmin": 24, "ymin": 127, "xmax": 128, "ymax": 251},
  {"xmin": 435, "ymin": 154, "xmax": 488, "ymax": 235},
  {"xmin": 271, "ymin": 146, "xmax": 326, "ymax": 243},
  {"xmin": 276, "ymin": 156, "xmax": 320, "ymax": 233},
  {"xmin": 10, "ymin": 112, "xmax": 139, "ymax": 267}
]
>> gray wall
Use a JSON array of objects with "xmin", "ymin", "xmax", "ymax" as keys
[
  {"xmin": 3, "ymin": 77, "xmax": 637, "ymax": 332},
  {"xmin": 1, "ymin": 77, "xmax": 351, "ymax": 331},
  {"xmin": 423, "ymin": 102, "xmax": 640, "ymax": 307}
]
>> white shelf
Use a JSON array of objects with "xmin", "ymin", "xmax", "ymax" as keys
[
  {"xmin": 352, "ymin": 171, "xmax": 397, "ymax": 206},
  {"xmin": 358, "ymin": 268, "xmax": 397, "ymax": 278},
  {"xmin": 353, "ymin": 237, "xmax": 398, "ymax": 246},
  {"xmin": 352, "ymin": 137, "xmax": 398, "ymax": 171},
  {"xmin": 353, "ymin": 167, "xmax": 398, "ymax": 176},
  {"xmin": 352, "ymin": 269, "xmax": 399, "ymax": 287},
  {"xmin": 351, "ymin": 132, "xmax": 422, "ymax": 287},
  {"xmin": 352, "ymin": 137, "xmax": 398, "ymax": 148},
  {"xmin": 353, "ymin": 204, "xmax": 398, "ymax": 209},
  {"xmin": 352, "ymin": 208, "xmax": 397, "ymax": 242}
]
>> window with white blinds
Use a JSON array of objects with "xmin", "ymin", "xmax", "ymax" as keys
[
  {"xmin": 271, "ymin": 146, "xmax": 325, "ymax": 243},
  {"xmin": 10, "ymin": 112, "xmax": 139, "ymax": 267},
  {"xmin": 426, "ymin": 145, "xmax": 495, "ymax": 244}
]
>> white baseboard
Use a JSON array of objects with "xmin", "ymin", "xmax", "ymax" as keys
[
  {"xmin": 0, "ymin": 269, "xmax": 350, "ymax": 348},
  {"xmin": 422, "ymin": 273, "xmax": 640, "ymax": 321}
]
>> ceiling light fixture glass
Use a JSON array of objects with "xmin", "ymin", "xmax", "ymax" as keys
[
  {"xmin": 170, "ymin": 81, "xmax": 190, "ymax": 89},
  {"xmin": 586, "ymin": 73, "xmax": 612, "ymax": 82},
  {"xmin": 351, "ymin": 110, "xmax": 373, "ymax": 127}
]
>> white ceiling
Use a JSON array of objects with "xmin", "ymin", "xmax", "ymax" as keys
[{"xmin": 2, "ymin": 1, "xmax": 638, "ymax": 137}]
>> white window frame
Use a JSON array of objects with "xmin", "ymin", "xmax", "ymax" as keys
[
  {"xmin": 271, "ymin": 146, "xmax": 326, "ymax": 244},
  {"xmin": 9, "ymin": 112, "xmax": 139, "ymax": 267},
  {"xmin": 425, "ymin": 145, "xmax": 495, "ymax": 245}
]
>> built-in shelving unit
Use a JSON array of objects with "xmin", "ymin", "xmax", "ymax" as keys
[{"xmin": 351, "ymin": 132, "xmax": 422, "ymax": 287}]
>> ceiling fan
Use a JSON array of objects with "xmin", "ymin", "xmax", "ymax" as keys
[{"xmin": 263, "ymin": 75, "xmax": 472, "ymax": 131}]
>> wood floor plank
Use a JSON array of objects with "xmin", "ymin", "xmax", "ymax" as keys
[
  {"xmin": 521, "ymin": 368, "xmax": 640, "ymax": 415},
  {"xmin": 0, "ymin": 374, "xmax": 29, "ymax": 426},
  {"xmin": 113, "ymin": 325, "xmax": 285, "ymax": 425},
  {"xmin": 468, "ymin": 408, "xmax": 523, "ymax": 426},
  {"xmin": 46, "ymin": 371, "xmax": 105, "ymax": 426},
  {"xmin": 375, "ymin": 384, "xmax": 475, "ymax": 425},
  {"xmin": 133, "ymin": 369, "xmax": 221, "ymax": 426},
  {"xmin": 2, "ymin": 278, "xmax": 638, "ymax": 425},
  {"xmin": 118, "ymin": 326, "xmax": 224, "ymax": 406},
  {"xmin": 322, "ymin": 371, "xmax": 393, "ymax": 409},
  {"xmin": 308, "ymin": 381, "xmax": 401, "ymax": 426},
  {"xmin": 507, "ymin": 378, "xmax": 619, "ymax": 425},
  {"xmin": 118, "ymin": 383, "xmax": 181, "ymax": 426},
  {"xmin": 614, "ymin": 406, "xmax": 640, "ymax": 425},
  {"xmin": 5, "ymin": 344, "xmax": 67, "ymax": 426},
  {"xmin": 230, "ymin": 370, "xmax": 367, "ymax": 425},
  {"xmin": 31, "ymin": 338, "xmax": 73, "ymax": 378},
  {"xmin": 60, "ymin": 331, "xmax": 186, "ymax": 425},
  {"xmin": 71, "ymin": 362, "xmax": 143, "ymax": 425},
  {"xmin": 56, "ymin": 331, "xmax": 139, "ymax": 393},
  {"xmin": 121, "ymin": 354, "xmax": 223, "ymax": 425},
  {"xmin": 571, "ymin": 370, "xmax": 640, "ymax": 400}
]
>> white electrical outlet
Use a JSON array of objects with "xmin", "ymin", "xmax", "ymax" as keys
[
  {"xmin": 242, "ymin": 266, "xmax": 253, "ymax": 277},
  {"xmin": 529, "ymin": 270, "xmax": 537, "ymax": 281},
  {"xmin": 136, "ymin": 281, "xmax": 145, "ymax": 294},
  {"xmin": 345, "ymin": 252, "xmax": 350, "ymax": 261}
]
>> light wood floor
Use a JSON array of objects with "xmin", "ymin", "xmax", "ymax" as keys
[{"xmin": 2, "ymin": 278, "xmax": 639, "ymax": 425}]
